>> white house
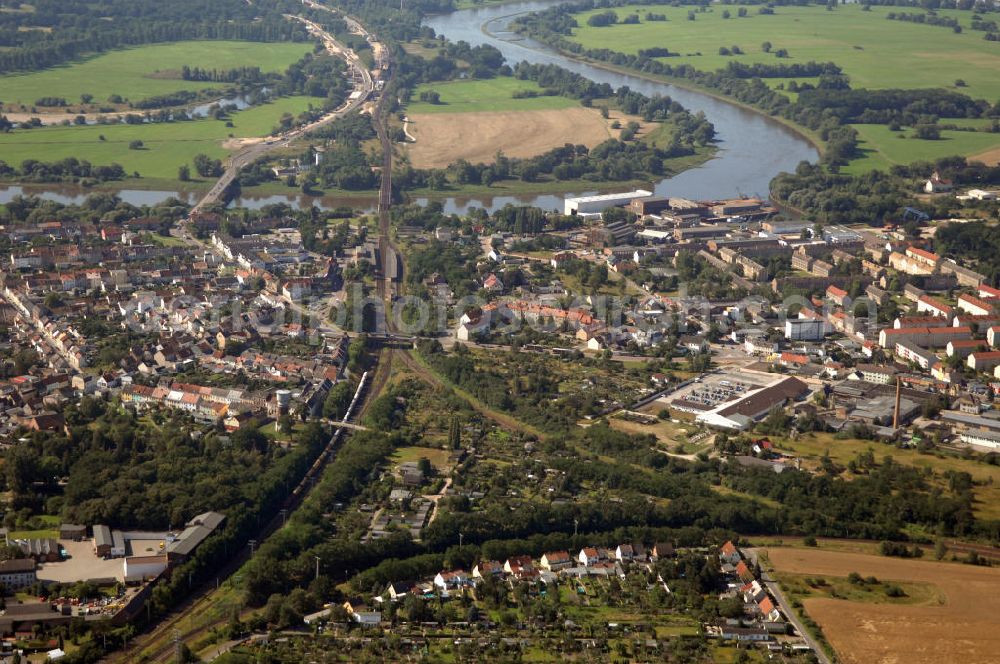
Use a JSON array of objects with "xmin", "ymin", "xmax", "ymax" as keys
[
  {"xmin": 615, "ymin": 544, "xmax": 635, "ymax": 562},
  {"xmin": 578, "ymin": 547, "xmax": 607, "ymax": 566},
  {"xmin": 433, "ymin": 569, "xmax": 470, "ymax": 590}
]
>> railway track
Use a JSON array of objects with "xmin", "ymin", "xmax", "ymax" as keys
[
  {"xmin": 108, "ymin": 376, "xmax": 372, "ymax": 663},
  {"xmin": 106, "ymin": 9, "xmax": 396, "ymax": 661}
]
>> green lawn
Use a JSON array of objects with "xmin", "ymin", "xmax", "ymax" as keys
[
  {"xmin": 844, "ymin": 123, "xmax": 1000, "ymax": 173},
  {"xmin": 391, "ymin": 445, "xmax": 452, "ymax": 471},
  {"xmin": 0, "ymin": 41, "xmax": 313, "ymax": 108},
  {"xmin": 567, "ymin": 4, "xmax": 1000, "ymax": 100},
  {"xmin": 407, "ymin": 78, "xmax": 578, "ymax": 114},
  {"xmin": 0, "ymin": 96, "xmax": 324, "ymax": 180}
]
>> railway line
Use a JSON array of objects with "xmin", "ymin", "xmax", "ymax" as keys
[
  {"xmin": 106, "ymin": 373, "xmax": 373, "ymax": 664},
  {"xmin": 102, "ymin": 5, "xmax": 393, "ymax": 660}
]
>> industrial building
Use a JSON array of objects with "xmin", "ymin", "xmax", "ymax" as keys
[
  {"xmin": 564, "ymin": 189, "xmax": 652, "ymax": 215},
  {"xmin": 695, "ymin": 377, "xmax": 810, "ymax": 430}
]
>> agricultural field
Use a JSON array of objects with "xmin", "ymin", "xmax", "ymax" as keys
[
  {"xmin": 404, "ymin": 78, "xmax": 607, "ymax": 168},
  {"xmin": 0, "ymin": 40, "xmax": 313, "ymax": 109},
  {"xmin": 405, "ymin": 107, "xmax": 620, "ymax": 168},
  {"xmin": 0, "ymin": 95, "xmax": 324, "ymax": 181},
  {"xmin": 763, "ymin": 546, "xmax": 1000, "ymax": 664},
  {"xmin": 404, "ymin": 78, "xmax": 673, "ymax": 169}
]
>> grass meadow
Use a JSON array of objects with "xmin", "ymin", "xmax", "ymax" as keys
[
  {"xmin": 568, "ymin": 4, "xmax": 1000, "ymax": 99},
  {"xmin": 0, "ymin": 40, "xmax": 313, "ymax": 108},
  {"xmin": 406, "ymin": 78, "xmax": 578, "ymax": 114},
  {"xmin": 0, "ymin": 96, "xmax": 324, "ymax": 180},
  {"xmin": 567, "ymin": 4, "xmax": 1000, "ymax": 168}
]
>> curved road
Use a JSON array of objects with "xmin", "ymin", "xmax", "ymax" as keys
[{"xmin": 191, "ymin": 9, "xmax": 375, "ymax": 214}]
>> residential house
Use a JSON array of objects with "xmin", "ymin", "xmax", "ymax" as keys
[
  {"xmin": 924, "ymin": 171, "xmax": 953, "ymax": 193},
  {"xmin": 720, "ymin": 541, "xmax": 741, "ymax": 565},
  {"xmin": 578, "ymin": 547, "xmax": 607, "ymax": 567},
  {"xmin": 540, "ymin": 551, "xmax": 573, "ymax": 571},
  {"xmin": 386, "ymin": 582, "xmax": 410, "ymax": 601},
  {"xmin": 651, "ymin": 542, "xmax": 674, "ymax": 560},
  {"xmin": 504, "ymin": 555, "xmax": 535, "ymax": 576},
  {"xmin": 433, "ymin": 570, "xmax": 470, "ymax": 590},
  {"xmin": 614, "ymin": 544, "xmax": 636, "ymax": 562},
  {"xmin": 758, "ymin": 596, "xmax": 780, "ymax": 622},
  {"xmin": 472, "ymin": 560, "xmax": 503, "ymax": 579}
]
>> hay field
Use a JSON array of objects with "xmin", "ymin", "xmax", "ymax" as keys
[
  {"xmin": 766, "ymin": 546, "xmax": 1000, "ymax": 664},
  {"xmin": 404, "ymin": 107, "xmax": 621, "ymax": 169}
]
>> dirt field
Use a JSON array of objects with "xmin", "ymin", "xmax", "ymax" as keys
[
  {"xmin": 969, "ymin": 145, "xmax": 1000, "ymax": 166},
  {"xmin": 766, "ymin": 547, "xmax": 1000, "ymax": 664},
  {"xmin": 403, "ymin": 107, "xmax": 641, "ymax": 169}
]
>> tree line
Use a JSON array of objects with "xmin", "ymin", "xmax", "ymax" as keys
[{"xmin": 0, "ymin": 0, "xmax": 310, "ymax": 73}]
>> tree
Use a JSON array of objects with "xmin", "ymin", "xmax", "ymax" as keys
[
  {"xmin": 322, "ymin": 381, "xmax": 354, "ymax": 420},
  {"xmin": 177, "ymin": 164, "xmax": 190, "ymax": 181},
  {"xmin": 761, "ymin": 41, "xmax": 772, "ymax": 52},
  {"xmin": 128, "ymin": 140, "xmax": 143, "ymax": 150}
]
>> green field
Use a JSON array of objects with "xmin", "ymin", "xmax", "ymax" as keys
[
  {"xmin": 568, "ymin": 4, "xmax": 1000, "ymax": 99},
  {"xmin": 0, "ymin": 96, "xmax": 323, "ymax": 180},
  {"xmin": 0, "ymin": 40, "xmax": 313, "ymax": 107},
  {"xmin": 564, "ymin": 4, "xmax": 1000, "ymax": 168},
  {"xmin": 407, "ymin": 78, "xmax": 578, "ymax": 114},
  {"xmin": 846, "ymin": 123, "xmax": 1000, "ymax": 173}
]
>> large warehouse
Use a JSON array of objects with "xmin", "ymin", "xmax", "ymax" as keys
[
  {"xmin": 564, "ymin": 189, "xmax": 653, "ymax": 215},
  {"xmin": 696, "ymin": 376, "xmax": 810, "ymax": 431}
]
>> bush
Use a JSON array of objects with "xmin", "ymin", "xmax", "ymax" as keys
[{"xmin": 884, "ymin": 584, "xmax": 906, "ymax": 598}]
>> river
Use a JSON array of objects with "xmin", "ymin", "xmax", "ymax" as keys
[
  {"xmin": 421, "ymin": 0, "xmax": 818, "ymax": 205},
  {"xmin": 3, "ymin": 1, "xmax": 817, "ymax": 215}
]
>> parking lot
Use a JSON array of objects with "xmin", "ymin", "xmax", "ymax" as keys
[{"xmin": 36, "ymin": 539, "xmax": 123, "ymax": 583}]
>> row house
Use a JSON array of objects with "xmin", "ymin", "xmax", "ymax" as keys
[
  {"xmin": 968, "ymin": 351, "xmax": 1000, "ymax": 373},
  {"xmin": 916, "ymin": 295, "xmax": 953, "ymax": 319},
  {"xmin": 957, "ymin": 293, "xmax": 995, "ymax": 317},
  {"xmin": 878, "ymin": 326, "xmax": 971, "ymax": 349}
]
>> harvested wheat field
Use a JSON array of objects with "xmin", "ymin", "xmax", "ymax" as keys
[
  {"xmin": 970, "ymin": 145, "xmax": 1000, "ymax": 167},
  {"xmin": 766, "ymin": 547, "xmax": 1000, "ymax": 664},
  {"xmin": 404, "ymin": 107, "xmax": 630, "ymax": 169}
]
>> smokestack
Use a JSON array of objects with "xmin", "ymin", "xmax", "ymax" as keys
[{"xmin": 893, "ymin": 377, "xmax": 901, "ymax": 429}]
